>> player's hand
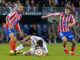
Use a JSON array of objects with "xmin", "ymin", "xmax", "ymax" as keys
[
  {"xmin": 9, "ymin": 25, "xmax": 13, "ymax": 29},
  {"xmin": 19, "ymin": 32, "xmax": 23, "ymax": 37},
  {"xmin": 41, "ymin": 16, "xmax": 46, "ymax": 19},
  {"xmin": 69, "ymin": 23, "xmax": 73, "ymax": 27},
  {"xmin": 20, "ymin": 40, "xmax": 24, "ymax": 43},
  {"xmin": 41, "ymin": 53, "xmax": 48, "ymax": 56}
]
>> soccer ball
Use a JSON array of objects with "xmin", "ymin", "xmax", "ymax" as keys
[{"xmin": 35, "ymin": 49, "xmax": 43, "ymax": 56}]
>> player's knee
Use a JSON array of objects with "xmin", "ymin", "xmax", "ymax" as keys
[
  {"xmin": 9, "ymin": 33, "xmax": 14, "ymax": 38},
  {"xmin": 62, "ymin": 36, "xmax": 67, "ymax": 42},
  {"xmin": 9, "ymin": 33, "xmax": 17, "ymax": 42}
]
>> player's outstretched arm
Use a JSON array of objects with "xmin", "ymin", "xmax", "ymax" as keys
[
  {"xmin": 41, "ymin": 12, "xmax": 61, "ymax": 19},
  {"xmin": 20, "ymin": 35, "xmax": 32, "ymax": 43}
]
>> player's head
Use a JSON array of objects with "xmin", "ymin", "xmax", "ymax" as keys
[
  {"xmin": 17, "ymin": 4, "xmax": 24, "ymax": 13},
  {"xmin": 65, "ymin": 7, "xmax": 71, "ymax": 16},
  {"xmin": 36, "ymin": 40, "xmax": 43, "ymax": 47}
]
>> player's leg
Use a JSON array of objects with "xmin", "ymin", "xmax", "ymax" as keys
[
  {"xmin": 15, "ymin": 40, "xmax": 31, "ymax": 52},
  {"xmin": 53, "ymin": 33, "xmax": 57, "ymax": 43},
  {"xmin": 70, "ymin": 39, "xmax": 75, "ymax": 55},
  {"xmin": 23, "ymin": 46, "xmax": 35, "ymax": 56},
  {"xmin": 9, "ymin": 33, "xmax": 17, "ymax": 54},
  {"xmin": 62, "ymin": 36, "xmax": 69, "ymax": 54},
  {"xmin": 48, "ymin": 34, "xmax": 52, "ymax": 43},
  {"xmin": 59, "ymin": 32, "xmax": 69, "ymax": 54},
  {"xmin": 67, "ymin": 31, "xmax": 75, "ymax": 55},
  {"xmin": 3, "ymin": 27, "xmax": 16, "ymax": 54},
  {"xmin": 8, "ymin": 28, "xmax": 17, "ymax": 55}
]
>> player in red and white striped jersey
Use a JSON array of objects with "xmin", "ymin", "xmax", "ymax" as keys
[
  {"xmin": 42, "ymin": 7, "xmax": 76, "ymax": 55},
  {"xmin": 3, "ymin": 5, "xmax": 24, "ymax": 55}
]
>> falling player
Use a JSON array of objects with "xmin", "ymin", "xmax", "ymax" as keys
[
  {"xmin": 15, "ymin": 35, "xmax": 48, "ymax": 56},
  {"xmin": 3, "ymin": 5, "xmax": 24, "ymax": 55},
  {"xmin": 42, "ymin": 7, "xmax": 76, "ymax": 55}
]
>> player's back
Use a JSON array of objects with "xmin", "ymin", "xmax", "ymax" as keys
[
  {"xmin": 30, "ymin": 36, "xmax": 45, "ymax": 45},
  {"xmin": 31, "ymin": 36, "xmax": 43, "ymax": 41}
]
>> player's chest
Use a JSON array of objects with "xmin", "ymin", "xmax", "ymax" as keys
[{"xmin": 59, "ymin": 16, "xmax": 71, "ymax": 24}]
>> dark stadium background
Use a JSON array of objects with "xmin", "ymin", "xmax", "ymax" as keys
[{"xmin": 0, "ymin": 0, "xmax": 80, "ymax": 43}]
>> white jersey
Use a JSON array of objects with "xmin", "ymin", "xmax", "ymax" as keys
[{"xmin": 29, "ymin": 36, "xmax": 48, "ymax": 55}]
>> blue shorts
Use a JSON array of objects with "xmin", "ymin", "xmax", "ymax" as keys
[
  {"xmin": 3, "ymin": 27, "xmax": 16, "ymax": 37},
  {"xmin": 59, "ymin": 31, "xmax": 74, "ymax": 41}
]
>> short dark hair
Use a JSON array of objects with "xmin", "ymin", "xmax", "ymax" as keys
[
  {"xmin": 65, "ymin": 7, "xmax": 71, "ymax": 10},
  {"xmin": 37, "ymin": 40, "xmax": 43, "ymax": 47}
]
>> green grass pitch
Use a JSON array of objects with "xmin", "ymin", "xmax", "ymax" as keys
[{"xmin": 0, "ymin": 43, "xmax": 80, "ymax": 60}]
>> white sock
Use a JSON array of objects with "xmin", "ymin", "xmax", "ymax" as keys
[
  {"xmin": 54, "ymin": 40, "xmax": 57, "ymax": 43},
  {"xmin": 15, "ymin": 44, "xmax": 24, "ymax": 51},
  {"xmin": 23, "ymin": 51, "xmax": 26, "ymax": 55},
  {"xmin": 70, "ymin": 51, "xmax": 73, "ymax": 53},
  {"xmin": 49, "ymin": 40, "xmax": 51, "ymax": 43}
]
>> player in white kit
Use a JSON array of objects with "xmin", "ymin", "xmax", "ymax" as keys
[{"xmin": 15, "ymin": 35, "xmax": 48, "ymax": 56}]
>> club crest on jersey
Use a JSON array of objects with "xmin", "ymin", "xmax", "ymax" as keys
[{"xmin": 63, "ymin": 21, "xmax": 67, "ymax": 27}]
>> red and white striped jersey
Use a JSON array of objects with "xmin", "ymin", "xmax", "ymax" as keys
[
  {"xmin": 4, "ymin": 10, "xmax": 22, "ymax": 32},
  {"xmin": 44, "ymin": 12, "xmax": 76, "ymax": 32}
]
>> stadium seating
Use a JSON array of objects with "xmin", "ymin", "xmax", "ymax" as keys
[{"xmin": 20, "ymin": 24, "xmax": 48, "ymax": 41}]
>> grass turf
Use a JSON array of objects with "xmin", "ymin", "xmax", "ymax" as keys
[{"xmin": 0, "ymin": 43, "xmax": 80, "ymax": 60}]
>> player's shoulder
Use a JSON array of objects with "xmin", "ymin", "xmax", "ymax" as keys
[
  {"xmin": 31, "ymin": 36, "xmax": 42, "ymax": 39},
  {"xmin": 70, "ymin": 14, "xmax": 74, "ymax": 17},
  {"xmin": 8, "ymin": 10, "xmax": 16, "ymax": 17},
  {"xmin": 31, "ymin": 35, "xmax": 39, "ymax": 38},
  {"xmin": 59, "ymin": 12, "xmax": 64, "ymax": 15},
  {"xmin": 10, "ymin": 10, "xmax": 16, "ymax": 14}
]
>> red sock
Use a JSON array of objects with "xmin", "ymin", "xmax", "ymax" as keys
[
  {"xmin": 14, "ymin": 43, "xmax": 16, "ymax": 49},
  {"xmin": 9, "ymin": 40, "xmax": 15, "ymax": 50},
  {"xmin": 71, "ymin": 47, "xmax": 75, "ymax": 52},
  {"xmin": 63, "ymin": 44, "xmax": 66, "ymax": 48}
]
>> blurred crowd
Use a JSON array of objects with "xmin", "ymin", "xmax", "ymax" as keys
[
  {"xmin": 0, "ymin": 0, "xmax": 79, "ymax": 13},
  {"xmin": 0, "ymin": 0, "xmax": 80, "ymax": 7}
]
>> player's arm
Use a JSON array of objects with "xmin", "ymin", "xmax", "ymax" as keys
[
  {"xmin": 41, "ymin": 12, "xmax": 61, "ymax": 19},
  {"xmin": 69, "ymin": 15, "xmax": 76, "ymax": 27},
  {"xmin": 41, "ymin": 44, "xmax": 48, "ymax": 56},
  {"xmin": 20, "ymin": 35, "xmax": 32, "ymax": 43},
  {"xmin": 41, "ymin": 53, "xmax": 48, "ymax": 56},
  {"xmin": 15, "ymin": 23, "xmax": 23, "ymax": 36}
]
